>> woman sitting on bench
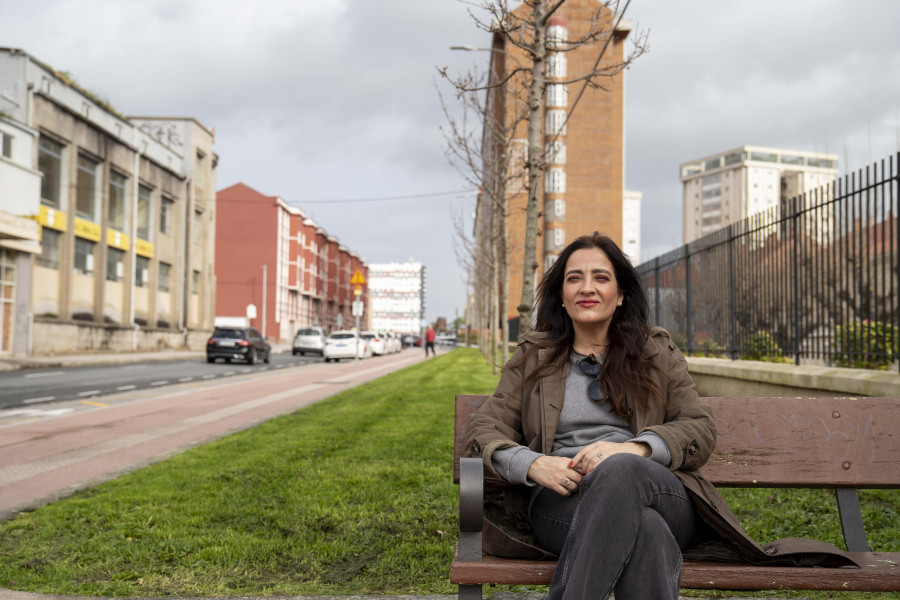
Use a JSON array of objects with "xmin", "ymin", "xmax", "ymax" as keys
[{"xmin": 462, "ymin": 233, "xmax": 854, "ymax": 600}]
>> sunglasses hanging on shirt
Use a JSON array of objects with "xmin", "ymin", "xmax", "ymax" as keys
[{"xmin": 577, "ymin": 353, "xmax": 605, "ymax": 402}]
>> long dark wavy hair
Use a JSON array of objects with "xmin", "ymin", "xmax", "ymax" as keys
[{"xmin": 526, "ymin": 233, "xmax": 665, "ymax": 416}]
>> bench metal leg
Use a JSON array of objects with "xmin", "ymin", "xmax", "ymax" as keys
[
  {"xmin": 835, "ymin": 487, "xmax": 870, "ymax": 552},
  {"xmin": 459, "ymin": 584, "xmax": 482, "ymax": 600}
]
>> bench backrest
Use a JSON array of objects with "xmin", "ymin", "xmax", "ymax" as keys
[{"xmin": 454, "ymin": 394, "xmax": 900, "ymax": 488}]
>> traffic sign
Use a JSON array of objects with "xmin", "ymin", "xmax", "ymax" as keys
[
  {"xmin": 350, "ymin": 269, "xmax": 367, "ymax": 285},
  {"xmin": 354, "ymin": 285, "xmax": 362, "ymax": 296}
]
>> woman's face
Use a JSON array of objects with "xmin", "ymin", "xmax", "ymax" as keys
[{"xmin": 561, "ymin": 247, "xmax": 623, "ymax": 329}]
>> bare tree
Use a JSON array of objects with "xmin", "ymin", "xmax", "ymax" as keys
[{"xmin": 441, "ymin": 0, "xmax": 647, "ymax": 340}]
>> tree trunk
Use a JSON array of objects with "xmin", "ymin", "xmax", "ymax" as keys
[{"xmin": 517, "ymin": 0, "xmax": 547, "ymax": 338}]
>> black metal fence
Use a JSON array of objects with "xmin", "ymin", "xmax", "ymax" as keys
[{"xmin": 637, "ymin": 152, "xmax": 900, "ymax": 370}]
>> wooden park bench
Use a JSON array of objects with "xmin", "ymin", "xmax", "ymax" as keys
[{"xmin": 451, "ymin": 394, "xmax": 900, "ymax": 597}]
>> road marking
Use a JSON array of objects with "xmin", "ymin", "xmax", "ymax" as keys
[
  {"xmin": 202, "ymin": 375, "xmax": 216, "ymax": 380},
  {"xmin": 1, "ymin": 407, "xmax": 74, "ymax": 418},
  {"xmin": 224, "ymin": 371, "xmax": 235, "ymax": 376},
  {"xmin": 23, "ymin": 396, "xmax": 55, "ymax": 404},
  {"xmin": 24, "ymin": 371, "xmax": 64, "ymax": 378},
  {"xmin": 80, "ymin": 400, "xmax": 108, "ymax": 408},
  {"xmin": 122, "ymin": 365, "xmax": 148, "ymax": 369},
  {"xmin": 116, "ymin": 385, "xmax": 137, "ymax": 391},
  {"xmin": 150, "ymin": 381, "xmax": 169, "ymax": 387},
  {"xmin": 178, "ymin": 377, "xmax": 193, "ymax": 382},
  {"xmin": 77, "ymin": 390, "xmax": 101, "ymax": 397}
]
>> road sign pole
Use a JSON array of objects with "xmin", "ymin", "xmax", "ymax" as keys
[{"xmin": 355, "ymin": 314, "xmax": 360, "ymax": 363}]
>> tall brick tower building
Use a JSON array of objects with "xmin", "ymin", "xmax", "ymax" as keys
[{"xmin": 478, "ymin": 2, "xmax": 632, "ymax": 336}]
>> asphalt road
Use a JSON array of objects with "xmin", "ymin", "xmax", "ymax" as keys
[{"xmin": 0, "ymin": 351, "xmax": 323, "ymax": 410}]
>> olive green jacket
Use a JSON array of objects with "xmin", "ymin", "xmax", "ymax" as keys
[{"xmin": 462, "ymin": 327, "xmax": 857, "ymax": 568}]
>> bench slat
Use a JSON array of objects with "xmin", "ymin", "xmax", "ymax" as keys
[{"xmin": 450, "ymin": 552, "xmax": 900, "ymax": 592}]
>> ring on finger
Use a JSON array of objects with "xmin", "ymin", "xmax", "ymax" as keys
[
  {"xmin": 560, "ymin": 477, "xmax": 571, "ymax": 487},
  {"xmin": 596, "ymin": 452, "xmax": 604, "ymax": 460}
]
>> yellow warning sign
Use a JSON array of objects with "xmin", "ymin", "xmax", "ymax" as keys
[{"xmin": 350, "ymin": 269, "xmax": 367, "ymax": 285}]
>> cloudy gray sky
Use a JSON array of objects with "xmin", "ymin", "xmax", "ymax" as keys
[{"xmin": 2, "ymin": 0, "xmax": 898, "ymax": 323}]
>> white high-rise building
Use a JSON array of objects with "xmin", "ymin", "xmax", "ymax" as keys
[
  {"xmin": 681, "ymin": 146, "xmax": 838, "ymax": 244},
  {"xmin": 622, "ymin": 191, "xmax": 641, "ymax": 264},
  {"xmin": 369, "ymin": 261, "xmax": 426, "ymax": 334}
]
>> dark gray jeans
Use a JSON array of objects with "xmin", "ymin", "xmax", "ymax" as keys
[{"xmin": 530, "ymin": 453, "xmax": 697, "ymax": 600}]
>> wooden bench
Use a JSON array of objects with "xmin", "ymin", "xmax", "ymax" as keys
[{"xmin": 451, "ymin": 394, "xmax": 900, "ymax": 597}]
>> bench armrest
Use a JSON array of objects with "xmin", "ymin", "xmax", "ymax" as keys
[{"xmin": 459, "ymin": 457, "xmax": 484, "ymax": 561}]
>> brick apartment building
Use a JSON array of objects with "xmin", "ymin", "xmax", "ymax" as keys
[
  {"xmin": 477, "ymin": 2, "xmax": 635, "ymax": 335},
  {"xmin": 216, "ymin": 183, "xmax": 368, "ymax": 342}
]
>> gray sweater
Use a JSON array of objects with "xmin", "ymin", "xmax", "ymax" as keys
[{"xmin": 491, "ymin": 351, "xmax": 671, "ymax": 485}]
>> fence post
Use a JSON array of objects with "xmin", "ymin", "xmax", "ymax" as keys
[
  {"xmin": 728, "ymin": 224, "xmax": 737, "ymax": 361},
  {"xmin": 792, "ymin": 195, "xmax": 801, "ymax": 365},
  {"xmin": 685, "ymin": 247, "xmax": 692, "ymax": 357}
]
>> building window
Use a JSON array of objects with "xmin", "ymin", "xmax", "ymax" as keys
[
  {"xmin": 1, "ymin": 132, "xmax": 11, "ymax": 158},
  {"xmin": 160, "ymin": 196, "xmax": 174, "ymax": 235},
  {"xmin": 546, "ymin": 141, "xmax": 566, "ymax": 164},
  {"xmin": 192, "ymin": 269, "xmax": 200, "ymax": 294},
  {"xmin": 74, "ymin": 237, "xmax": 95, "ymax": 274},
  {"xmin": 552, "ymin": 198, "xmax": 566, "ymax": 218},
  {"xmin": 546, "ymin": 83, "xmax": 567, "ymax": 108},
  {"xmin": 546, "ymin": 109, "xmax": 567, "ymax": 136},
  {"xmin": 39, "ymin": 228, "xmax": 61, "ymax": 269},
  {"xmin": 39, "ymin": 136, "xmax": 64, "ymax": 209},
  {"xmin": 137, "ymin": 185, "xmax": 152, "ymax": 240},
  {"xmin": 158, "ymin": 262, "xmax": 171, "ymax": 292},
  {"xmin": 546, "ymin": 53, "xmax": 567, "ymax": 78},
  {"xmin": 136, "ymin": 256, "xmax": 149, "ymax": 287},
  {"xmin": 107, "ymin": 247, "xmax": 125, "ymax": 282},
  {"xmin": 545, "ymin": 168, "xmax": 566, "ymax": 193},
  {"xmin": 108, "ymin": 171, "xmax": 128, "ymax": 231},
  {"xmin": 76, "ymin": 154, "xmax": 99, "ymax": 221},
  {"xmin": 193, "ymin": 210, "xmax": 203, "ymax": 244}
]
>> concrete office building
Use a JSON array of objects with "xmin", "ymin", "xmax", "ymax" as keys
[
  {"xmin": 681, "ymin": 145, "xmax": 839, "ymax": 244},
  {"xmin": 216, "ymin": 183, "xmax": 368, "ymax": 341},
  {"xmin": 622, "ymin": 190, "xmax": 641, "ymax": 264},
  {"xmin": 368, "ymin": 261, "xmax": 426, "ymax": 335},
  {"xmin": 478, "ymin": 2, "xmax": 634, "ymax": 331},
  {"xmin": 0, "ymin": 47, "xmax": 217, "ymax": 354}
]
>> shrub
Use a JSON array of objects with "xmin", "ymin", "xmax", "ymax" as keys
[
  {"xmin": 741, "ymin": 330, "xmax": 791, "ymax": 363},
  {"xmin": 831, "ymin": 320, "xmax": 897, "ymax": 370}
]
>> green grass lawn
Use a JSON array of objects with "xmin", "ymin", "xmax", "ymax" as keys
[{"xmin": 0, "ymin": 347, "xmax": 897, "ymax": 598}]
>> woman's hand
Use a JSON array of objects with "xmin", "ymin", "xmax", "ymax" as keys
[
  {"xmin": 527, "ymin": 455, "xmax": 584, "ymax": 496},
  {"xmin": 570, "ymin": 441, "xmax": 650, "ymax": 475}
]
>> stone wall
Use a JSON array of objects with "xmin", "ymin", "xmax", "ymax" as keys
[
  {"xmin": 688, "ymin": 356, "xmax": 900, "ymax": 398},
  {"xmin": 32, "ymin": 318, "xmax": 211, "ymax": 355}
]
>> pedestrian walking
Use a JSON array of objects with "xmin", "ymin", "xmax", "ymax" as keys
[{"xmin": 425, "ymin": 326, "xmax": 436, "ymax": 357}]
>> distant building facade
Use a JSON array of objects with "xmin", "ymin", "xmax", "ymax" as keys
[
  {"xmin": 0, "ymin": 47, "xmax": 216, "ymax": 354},
  {"xmin": 368, "ymin": 261, "xmax": 426, "ymax": 334},
  {"xmin": 681, "ymin": 145, "xmax": 838, "ymax": 244},
  {"xmin": 622, "ymin": 190, "xmax": 641, "ymax": 264},
  {"xmin": 478, "ymin": 2, "xmax": 634, "ymax": 330},
  {"xmin": 216, "ymin": 183, "xmax": 368, "ymax": 340}
]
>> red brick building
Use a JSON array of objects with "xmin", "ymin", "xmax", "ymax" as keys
[{"xmin": 216, "ymin": 183, "xmax": 368, "ymax": 341}]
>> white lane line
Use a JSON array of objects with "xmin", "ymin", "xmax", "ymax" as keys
[
  {"xmin": 22, "ymin": 396, "xmax": 56, "ymax": 404},
  {"xmin": 150, "ymin": 380, "xmax": 169, "ymax": 387},
  {"xmin": 201, "ymin": 375, "xmax": 216, "ymax": 380},
  {"xmin": 178, "ymin": 377, "xmax": 193, "ymax": 382},
  {"xmin": 77, "ymin": 390, "xmax": 101, "ymax": 397},
  {"xmin": 223, "ymin": 371, "xmax": 235, "ymax": 376},
  {"xmin": 116, "ymin": 385, "xmax": 137, "ymax": 391},
  {"xmin": 24, "ymin": 371, "xmax": 64, "ymax": 378},
  {"xmin": 122, "ymin": 365, "xmax": 148, "ymax": 370}
]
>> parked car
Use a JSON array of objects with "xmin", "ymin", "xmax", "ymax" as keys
[
  {"xmin": 360, "ymin": 331, "xmax": 387, "ymax": 356},
  {"xmin": 401, "ymin": 334, "xmax": 417, "ymax": 348},
  {"xmin": 323, "ymin": 330, "xmax": 371, "ymax": 362},
  {"xmin": 207, "ymin": 327, "xmax": 271, "ymax": 365},
  {"xmin": 292, "ymin": 326, "xmax": 327, "ymax": 356},
  {"xmin": 385, "ymin": 331, "xmax": 402, "ymax": 353}
]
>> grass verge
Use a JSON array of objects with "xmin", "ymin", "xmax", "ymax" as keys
[{"xmin": 0, "ymin": 347, "xmax": 896, "ymax": 598}]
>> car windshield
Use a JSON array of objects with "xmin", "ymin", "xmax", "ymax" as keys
[
  {"xmin": 330, "ymin": 333, "xmax": 355, "ymax": 340},
  {"xmin": 213, "ymin": 329, "xmax": 245, "ymax": 339},
  {"xmin": 360, "ymin": 333, "xmax": 375, "ymax": 339},
  {"xmin": 296, "ymin": 329, "xmax": 321, "ymax": 336}
]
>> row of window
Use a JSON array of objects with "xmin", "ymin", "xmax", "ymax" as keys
[
  {"xmin": 39, "ymin": 135, "xmax": 185, "ymax": 241},
  {"xmin": 38, "ymin": 228, "xmax": 199, "ymax": 293}
]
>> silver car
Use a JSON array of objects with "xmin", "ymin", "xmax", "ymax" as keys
[{"xmin": 292, "ymin": 327, "xmax": 327, "ymax": 356}]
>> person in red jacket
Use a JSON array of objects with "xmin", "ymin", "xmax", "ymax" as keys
[{"xmin": 424, "ymin": 326, "xmax": 436, "ymax": 357}]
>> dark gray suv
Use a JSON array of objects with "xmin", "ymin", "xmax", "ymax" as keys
[{"xmin": 206, "ymin": 327, "xmax": 271, "ymax": 364}]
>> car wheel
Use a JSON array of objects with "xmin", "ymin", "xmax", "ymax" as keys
[
  {"xmin": 264, "ymin": 352, "xmax": 270, "ymax": 364},
  {"xmin": 247, "ymin": 349, "xmax": 257, "ymax": 365},
  {"xmin": 300, "ymin": 351, "xmax": 305, "ymax": 356},
  {"xmin": 292, "ymin": 350, "xmax": 298, "ymax": 356},
  {"xmin": 207, "ymin": 357, "xmax": 214, "ymax": 363}
]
